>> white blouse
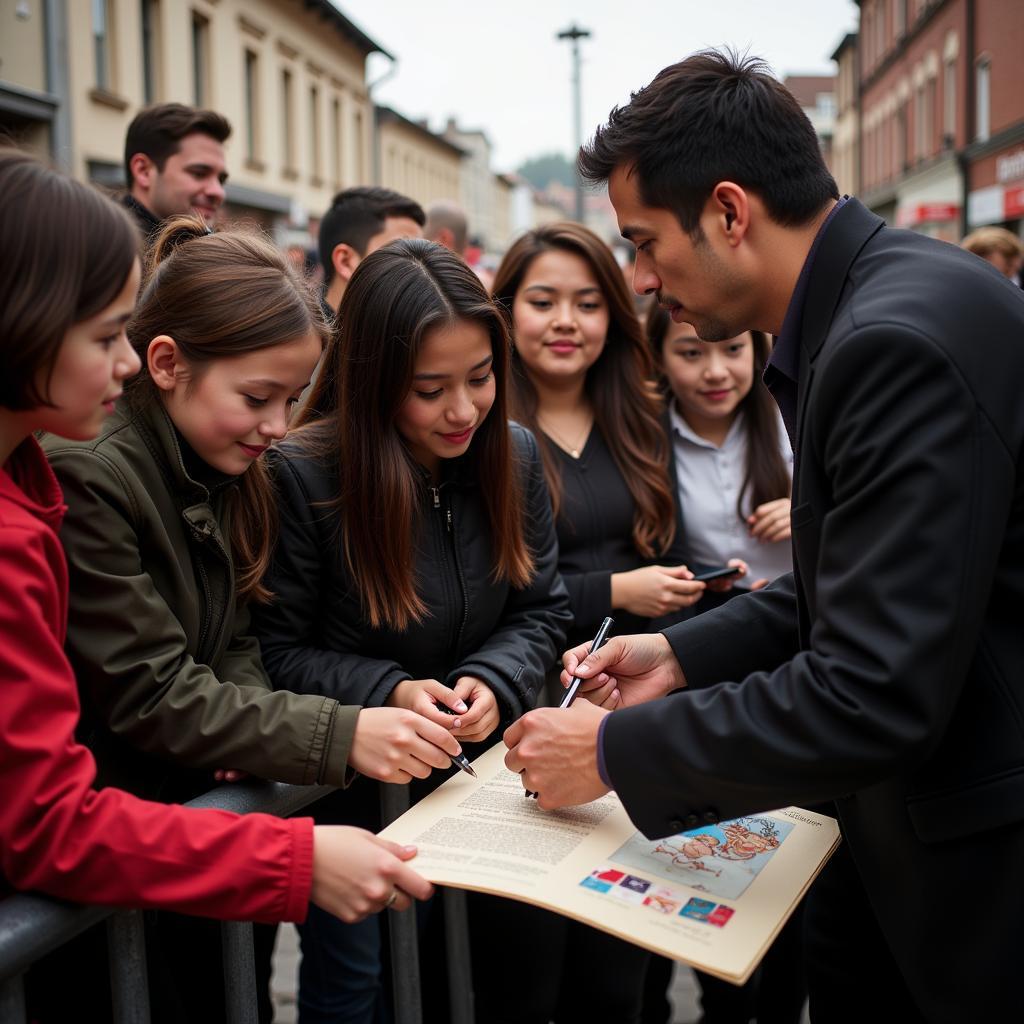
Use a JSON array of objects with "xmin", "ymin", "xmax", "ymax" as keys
[{"xmin": 669, "ymin": 403, "xmax": 794, "ymax": 585}]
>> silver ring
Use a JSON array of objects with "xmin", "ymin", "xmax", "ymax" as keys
[{"xmin": 384, "ymin": 890, "xmax": 398, "ymax": 910}]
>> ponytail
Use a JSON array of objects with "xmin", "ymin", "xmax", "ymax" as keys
[{"xmin": 127, "ymin": 216, "xmax": 329, "ymax": 601}]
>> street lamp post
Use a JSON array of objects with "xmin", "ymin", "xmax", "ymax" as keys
[{"xmin": 557, "ymin": 22, "xmax": 591, "ymax": 224}]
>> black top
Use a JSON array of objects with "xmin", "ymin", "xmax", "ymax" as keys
[
  {"xmin": 120, "ymin": 193, "xmax": 161, "ymax": 242},
  {"xmin": 254, "ymin": 423, "xmax": 571, "ymax": 724},
  {"xmin": 549, "ymin": 424, "xmax": 687, "ymax": 646}
]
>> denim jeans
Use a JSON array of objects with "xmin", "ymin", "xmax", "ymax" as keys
[{"xmin": 297, "ymin": 906, "xmax": 383, "ymax": 1024}]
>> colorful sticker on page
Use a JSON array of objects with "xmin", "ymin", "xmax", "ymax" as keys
[{"xmin": 609, "ymin": 815, "xmax": 794, "ymax": 900}]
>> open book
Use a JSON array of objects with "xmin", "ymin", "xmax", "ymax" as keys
[{"xmin": 379, "ymin": 743, "xmax": 840, "ymax": 984}]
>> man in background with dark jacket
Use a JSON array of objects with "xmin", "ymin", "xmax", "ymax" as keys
[{"xmin": 122, "ymin": 103, "xmax": 231, "ymax": 240}]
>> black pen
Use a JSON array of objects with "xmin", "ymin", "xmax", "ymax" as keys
[
  {"xmin": 559, "ymin": 616, "xmax": 615, "ymax": 708},
  {"xmin": 526, "ymin": 616, "xmax": 615, "ymax": 798},
  {"xmin": 451, "ymin": 751, "xmax": 477, "ymax": 778},
  {"xmin": 440, "ymin": 703, "xmax": 478, "ymax": 777}
]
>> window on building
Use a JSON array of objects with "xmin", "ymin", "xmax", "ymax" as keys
[
  {"xmin": 92, "ymin": 0, "xmax": 113, "ymax": 91},
  {"xmin": 892, "ymin": 102, "xmax": 909, "ymax": 173},
  {"xmin": 975, "ymin": 57, "xmax": 990, "ymax": 142},
  {"xmin": 943, "ymin": 59, "xmax": 956, "ymax": 142},
  {"xmin": 921, "ymin": 84, "xmax": 929, "ymax": 158},
  {"xmin": 309, "ymin": 85, "xmax": 321, "ymax": 182},
  {"xmin": 244, "ymin": 49, "xmax": 259, "ymax": 163},
  {"xmin": 191, "ymin": 11, "xmax": 209, "ymax": 107},
  {"xmin": 140, "ymin": 0, "xmax": 160, "ymax": 102},
  {"xmin": 353, "ymin": 108, "xmax": 363, "ymax": 181},
  {"xmin": 894, "ymin": 0, "xmax": 907, "ymax": 39},
  {"xmin": 332, "ymin": 96, "xmax": 342, "ymax": 188},
  {"xmin": 281, "ymin": 68, "xmax": 295, "ymax": 172}
]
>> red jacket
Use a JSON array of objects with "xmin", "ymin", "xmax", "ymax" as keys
[{"xmin": 0, "ymin": 438, "xmax": 313, "ymax": 923}]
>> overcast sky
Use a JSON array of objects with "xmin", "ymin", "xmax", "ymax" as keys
[{"xmin": 332, "ymin": 0, "xmax": 860, "ymax": 171}]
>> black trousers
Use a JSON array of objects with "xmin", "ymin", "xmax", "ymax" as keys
[{"xmin": 466, "ymin": 894, "xmax": 651, "ymax": 1024}]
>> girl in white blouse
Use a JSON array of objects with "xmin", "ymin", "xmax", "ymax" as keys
[{"xmin": 647, "ymin": 302, "xmax": 793, "ymax": 596}]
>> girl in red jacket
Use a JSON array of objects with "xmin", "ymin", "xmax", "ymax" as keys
[{"xmin": 0, "ymin": 149, "xmax": 433, "ymax": 932}]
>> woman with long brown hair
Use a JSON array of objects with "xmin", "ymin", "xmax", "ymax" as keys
[
  {"xmin": 42, "ymin": 214, "xmax": 459, "ymax": 1022},
  {"xmin": 477, "ymin": 222, "xmax": 715, "ymax": 1024},
  {"xmin": 252, "ymin": 237, "xmax": 570, "ymax": 1023},
  {"xmin": 494, "ymin": 221, "xmax": 715, "ymax": 649}
]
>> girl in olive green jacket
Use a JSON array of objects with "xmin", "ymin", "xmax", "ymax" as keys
[{"xmin": 43, "ymin": 217, "xmax": 462, "ymax": 1022}]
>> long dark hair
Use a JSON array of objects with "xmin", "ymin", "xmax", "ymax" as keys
[
  {"xmin": 127, "ymin": 215, "xmax": 330, "ymax": 602},
  {"xmin": 0, "ymin": 147, "xmax": 139, "ymax": 410},
  {"xmin": 493, "ymin": 222, "xmax": 676, "ymax": 559},
  {"xmin": 297, "ymin": 239, "xmax": 534, "ymax": 631},
  {"xmin": 646, "ymin": 300, "xmax": 790, "ymax": 521}
]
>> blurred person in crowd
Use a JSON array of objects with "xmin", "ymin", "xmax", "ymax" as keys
[
  {"xmin": 424, "ymin": 198, "xmax": 469, "ymax": 255},
  {"xmin": 122, "ymin": 103, "xmax": 230, "ymax": 239},
  {"xmin": 318, "ymin": 186, "xmax": 425, "ymax": 316},
  {"xmin": 643, "ymin": 301, "xmax": 801, "ymax": 1024},
  {"xmin": 43, "ymin": 216, "xmax": 461, "ymax": 1023},
  {"xmin": 253, "ymin": 238, "xmax": 570, "ymax": 1024},
  {"xmin": 961, "ymin": 225, "xmax": 1023, "ymax": 284},
  {"xmin": 0, "ymin": 148, "xmax": 433, "ymax": 1022},
  {"xmin": 481, "ymin": 222, "xmax": 731, "ymax": 1024},
  {"xmin": 505, "ymin": 49, "xmax": 1024, "ymax": 1022}
]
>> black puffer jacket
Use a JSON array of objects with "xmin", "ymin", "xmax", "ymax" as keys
[{"xmin": 254, "ymin": 423, "xmax": 571, "ymax": 723}]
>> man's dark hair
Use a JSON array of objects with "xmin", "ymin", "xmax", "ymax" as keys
[
  {"xmin": 318, "ymin": 186, "xmax": 425, "ymax": 283},
  {"xmin": 579, "ymin": 49, "xmax": 838, "ymax": 234},
  {"xmin": 124, "ymin": 103, "xmax": 231, "ymax": 187}
]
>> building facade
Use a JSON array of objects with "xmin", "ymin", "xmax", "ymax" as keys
[
  {"xmin": 2, "ymin": 0, "xmax": 386, "ymax": 234},
  {"xmin": 853, "ymin": 0, "xmax": 1023, "ymax": 242},
  {"xmin": 831, "ymin": 33, "xmax": 860, "ymax": 196},
  {"xmin": 962, "ymin": 1, "xmax": 1024, "ymax": 235},
  {"xmin": 376, "ymin": 105, "xmax": 462, "ymax": 210}
]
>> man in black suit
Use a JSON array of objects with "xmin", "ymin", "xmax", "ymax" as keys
[{"xmin": 504, "ymin": 50, "xmax": 1024, "ymax": 1021}]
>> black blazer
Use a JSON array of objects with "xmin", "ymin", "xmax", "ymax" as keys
[
  {"xmin": 254, "ymin": 423, "xmax": 571, "ymax": 725},
  {"xmin": 602, "ymin": 199, "xmax": 1024, "ymax": 1018}
]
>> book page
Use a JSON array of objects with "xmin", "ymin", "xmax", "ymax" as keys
[{"xmin": 380, "ymin": 742, "xmax": 840, "ymax": 984}]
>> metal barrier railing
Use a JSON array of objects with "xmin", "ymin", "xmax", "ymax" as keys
[{"xmin": 0, "ymin": 779, "xmax": 474, "ymax": 1024}]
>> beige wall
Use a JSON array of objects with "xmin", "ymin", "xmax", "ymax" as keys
[
  {"xmin": 0, "ymin": 0, "xmax": 47, "ymax": 93},
  {"xmin": 379, "ymin": 118, "xmax": 461, "ymax": 208},
  {"xmin": 66, "ymin": 0, "xmax": 373, "ymax": 219}
]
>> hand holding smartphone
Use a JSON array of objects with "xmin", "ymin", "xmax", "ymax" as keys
[{"xmin": 692, "ymin": 565, "xmax": 743, "ymax": 583}]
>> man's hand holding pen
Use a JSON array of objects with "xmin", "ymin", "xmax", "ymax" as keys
[
  {"xmin": 562, "ymin": 633, "xmax": 685, "ymax": 711},
  {"xmin": 503, "ymin": 700, "xmax": 611, "ymax": 810},
  {"xmin": 504, "ymin": 627, "xmax": 689, "ymax": 807}
]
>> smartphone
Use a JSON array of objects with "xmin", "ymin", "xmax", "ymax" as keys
[{"xmin": 693, "ymin": 565, "xmax": 743, "ymax": 582}]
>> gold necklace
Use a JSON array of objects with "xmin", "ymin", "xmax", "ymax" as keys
[{"xmin": 539, "ymin": 415, "xmax": 592, "ymax": 459}]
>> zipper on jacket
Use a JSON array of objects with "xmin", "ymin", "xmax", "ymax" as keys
[
  {"xmin": 446, "ymin": 502, "xmax": 470, "ymax": 655},
  {"xmin": 430, "ymin": 485, "xmax": 441, "ymax": 509},
  {"xmin": 195, "ymin": 557, "xmax": 214, "ymax": 661}
]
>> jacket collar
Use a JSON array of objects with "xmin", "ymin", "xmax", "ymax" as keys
[
  {"xmin": 799, "ymin": 197, "xmax": 885, "ymax": 361},
  {"xmin": 121, "ymin": 193, "xmax": 162, "ymax": 240},
  {"xmin": 0, "ymin": 436, "xmax": 67, "ymax": 531},
  {"xmin": 122, "ymin": 399, "xmax": 236, "ymax": 549}
]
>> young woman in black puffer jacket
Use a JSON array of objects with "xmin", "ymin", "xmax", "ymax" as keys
[{"xmin": 253, "ymin": 239, "xmax": 571, "ymax": 1024}]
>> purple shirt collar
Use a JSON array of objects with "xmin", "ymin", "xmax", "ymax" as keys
[{"xmin": 767, "ymin": 196, "xmax": 848, "ymax": 382}]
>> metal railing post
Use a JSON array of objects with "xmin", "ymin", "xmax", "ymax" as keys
[
  {"xmin": 0, "ymin": 975, "xmax": 25, "ymax": 1024},
  {"xmin": 107, "ymin": 910, "xmax": 150, "ymax": 1023},
  {"xmin": 443, "ymin": 888, "xmax": 474, "ymax": 1024},
  {"xmin": 221, "ymin": 921, "xmax": 258, "ymax": 1024},
  {"xmin": 379, "ymin": 784, "xmax": 422, "ymax": 1024}
]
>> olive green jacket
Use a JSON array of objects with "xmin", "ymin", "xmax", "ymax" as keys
[{"xmin": 43, "ymin": 401, "xmax": 357, "ymax": 800}]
